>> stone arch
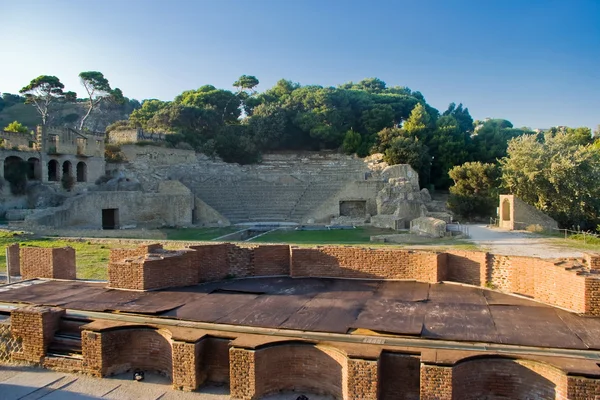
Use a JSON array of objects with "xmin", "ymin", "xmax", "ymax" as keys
[
  {"xmin": 253, "ymin": 342, "xmax": 345, "ymax": 399},
  {"xmin": 62, "ymin": 160, "xmax": 72, "ymax": 178},
  {"xmin": 102, "ymin": 327, "xmax": 173, "ymax": 379},
  {"xmin": 76, "ymin": 161, "xmax": 87, "ymax": 182},
  {"xmin": 452, "ymin": 356, "xmax": 564, "ymax": 399},
  {"xmin": 4, "ymin": 156, "xmax": 24, "ymax": 178},
  {"xmin": 502, "ymin": 198, "xmax": 511, "ymax": 221},
  {"xmin": 27, "ymin": 157, "xmax": 41, "ymax": 181},
  {"xmin": 4, "ymin": 156, "xmax": 27, "ymax": 193},
  {"xmin": 48, "ymin": 160, "xmax": 60, "ymax": 182}
]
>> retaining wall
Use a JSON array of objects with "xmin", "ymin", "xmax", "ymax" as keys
[{"xmin": 106, "ymin": 243, "xmax": 600, "ymax": 315}]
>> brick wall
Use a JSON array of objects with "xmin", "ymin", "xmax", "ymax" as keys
[
  {"xmin": 347, "ymin": 358, "xmax": 378, "ymax": 400},
  {"xmin": 100, "ymin": 328, "xmax": 173, "ymax": 378},
  {"xmin": 109, "ymin": 244, "xmax": 164, "ymax": 263},
  {"xmin": 585, "ymin": 278, "xmax": 600, "ymax": 316},
  {"xmin": 108, "ymin": 249, "xmax": 196, "ymax": 291},
  {"xmin": 190, "ymin": 244, "xmax": 231, "ymax": 282},
  {"xmin": 446, "ymin": 250, "xmax": 487, "ymax": 286},
  {"xmin": 378, "ymin": 352, "xmax": 420, "ymax": 400},
  {"xmin": 200, "ymin": 337, "xmax": 231, "ymax": 383},
  {"xmin": 229, "ymin": 347, "xmax": 257, "ymax": 400},
  {"xmin": 253, "ymin": 344, "xmax": 346, "ymax": 399},
  {"xmin": 567, "ymin": 376, "xmax": 600, "ymax": 399},
  {"xmin": 7, "ymin": 243, "xmax": 20, "ymax": 276},
  {"xmin": 420, "ymin": 364, "xmax": 453, "ymax": 400},
  {"xmin": 452, "ymin": 358, "xmax": 568, "ymax": 400},
  {"xmin": 20, "ymin": 247, "xmax": 76, "ymax": 280},
  {"xmin": 585, "ymin": 253, "xmax": 600, "ymax": 270},
  {"xmin": 105, "ymin": 243, "xmax": 600, "ymax": 315},
  {"xmin": 488, "ymin": 254, "xmax": 591, "ymax": 313},
  {"xmin": 10, "ymin": 306, "xmax": 64, "ymax": 363},
  {"xmin": 253, "ymin": 245, "xmax": 290, "ymax": 276},
  {"xmin": 172, "ymin": 341, "xmax": 200, "ymax": 391},
  {"xmin": 291, "ymin": 247, "xmax": 443, "ymax": 282}
]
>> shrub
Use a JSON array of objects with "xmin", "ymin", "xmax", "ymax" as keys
[{"xmin": 105, "ymin": 144, "xmax": 125, "ymax": 163}]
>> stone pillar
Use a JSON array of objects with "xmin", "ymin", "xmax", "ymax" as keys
[
  {"xmin": 10, "ymin": 306, "xmax": 64, "ymax": 363},
  {"xmin": 21, "ymin": 247, "xmax": 76, "ymax": 280},
  {"xmin": 229, "ymin": 347, "xmax": 256, "ymax": 400},
  {"xmin": 81, "ymin": 330, "xmax": 103, "ymax": 376},
  {"xmin": 172, "ymin": 341, "xmax": 203, "ymax": 391},
  {"xmin": 420, "ymin": 363, "xmax": 453, "ymax": 400},
  {"xmin": 585, "ymin": 277, "xmax": 600, "ymax": 316},
  {"xmin": 7, "ymin": 243, "xmax": 20, "ymax": 277},
  {"xmin": 347, "ymin": 358, "xmax": 378, "ymax": 400}
]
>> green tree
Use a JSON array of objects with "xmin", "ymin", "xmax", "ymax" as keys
[
  {"xmin": 470, "ymin": 119, "xmax": 529, "ymax": 163},
  {"xmin": 545, "ymin": 126, "xmax": 593, "ymax": 146},
  {"xmin": 176, "ymin": 85, "xmax": 241, "ymax": 124},
  {"xmin": 78, "ymin": 71, "xmax": 123, "ymax": 130},
  {"xmin": 4, "ymin": 121, "xmax": 29, "ymax": 134},
  {"xmin": 447, "ymin": 162, "xmax": 500, "ymax": 219},
  {"xmin": 500, "ymin": 133, "xmax": 600, "ymax": 228},
  {"xmin": 403, "ymin": 103, "xmax": 432, "ymax": 137},
  {"xmin": 19, "ymin": 75, "xmax": 67, "ymax": 125},
  {"xmin": 427, "ymin": 115, "xmax": 471, "ymax": 189},
  {"xmin": 248, "ymin": 103, "xmax": 287, "ymax": 150},
  {"xmin": 442, "ymin": 102, "xmax": 473, "ymax": 134},
  {"xmin": 383, "ymin": 133, "xmax": 431, "ymax": 187},
  {"xmin": 342, "ymin": 130, "xmax": 362, "ymax": 154},
  {"xmin": 129, "ymin": 99, "xmax": 169, "ymax": 129}
]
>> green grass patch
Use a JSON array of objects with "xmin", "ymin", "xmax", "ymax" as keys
[
  {"xmin": 250, "ymin": 227, "xmax": 395, "ymax": 244},
  {"xmin": 0, "ymin": 231, "xmax": 137, "ymax": 281},
  {"xmin": 161, "ymin": 227, "xmax": 240, "ymax": 241}
]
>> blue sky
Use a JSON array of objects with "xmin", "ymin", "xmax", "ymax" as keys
[{"xmin": 1, "ymin": 0, "xmax": 599, "ymax": 129}]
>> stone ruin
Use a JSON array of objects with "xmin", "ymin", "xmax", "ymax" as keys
[{"xmin": 0, "ymin": 137, "xmax": 452, "ymax": 233}]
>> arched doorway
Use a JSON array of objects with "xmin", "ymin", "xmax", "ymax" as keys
[
  {"xmin": 48, "ymin": 160, "xmax": 59, "ymax": 182},
  {"xmin": 252, "ymin": 343, "xmax": 345, "ymax": 399},
  {"xmin": 76, "ymin": 161, "xmax": 87, "ymax": 182},
  {"xmin": 100, "ymin": 328, "xmax": 173, "ymax": 378},
  {"xmin": 4, "ymin": 156, "xmax": 27, "ymax": 194},
  {"xmin": 452, "ymin": 357, "xmax": 559, "ymax": 399},
  {"xmin": 62, "ymin": 160, "xmax": 72, "ymax": 179},
  {"xmin": 27, "ymin": 157, "xmax": 41, "ymax": 181}
]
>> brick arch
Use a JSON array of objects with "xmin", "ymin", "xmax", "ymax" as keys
[
  {"xmin": 102, "ymin": 327, "xmax": 173, "ymax": 379},
  {"xmin": 452, "ymin": 356, "xmax": 567, "ymax": 399},
  {"xmin": 254, "ymin": 343, "xmax": 346, "ymax": 399}
]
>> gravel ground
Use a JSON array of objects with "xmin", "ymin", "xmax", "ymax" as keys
[{"xmin": 466, "ymin": 224, "xmax": 584, "ymax": 259}]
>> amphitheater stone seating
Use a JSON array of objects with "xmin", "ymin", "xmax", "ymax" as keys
[{"xmin": 185, "ymin": 153, "xmax": 371, "ymax": 223}]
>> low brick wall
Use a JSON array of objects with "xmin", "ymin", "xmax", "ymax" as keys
[
  {"xmin": 20, "ymin": 247, "xmax": 76, "ymax": 280},
  {"xmin": 290, "ymin": 247, "xmax": 444, "ymax": 282},
  {"xmin": 102, "ymin": 243, "xmax": 600, "ymax": 315}
]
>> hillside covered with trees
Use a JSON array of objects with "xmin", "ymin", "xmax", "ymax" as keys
[{"xmin": 4, "ymin": 74, "xmax": 599, "ymax": 229}]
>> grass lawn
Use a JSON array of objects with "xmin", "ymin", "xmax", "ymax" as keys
[
  {"xmin": 0, "ymin": 231, "xmax": 137, "ymax": 281},
  {"xmin": 161, "ymin": 227, "xmax": 241, "ymax": 241},
  {"xmin": 251, "ymin": 227, "xmax": 397, "ymax": 244}
]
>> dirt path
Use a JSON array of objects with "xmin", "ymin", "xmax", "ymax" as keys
[{"xmin": 465, "ymin": 224, "xmax": 584, "ymax": 259}]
